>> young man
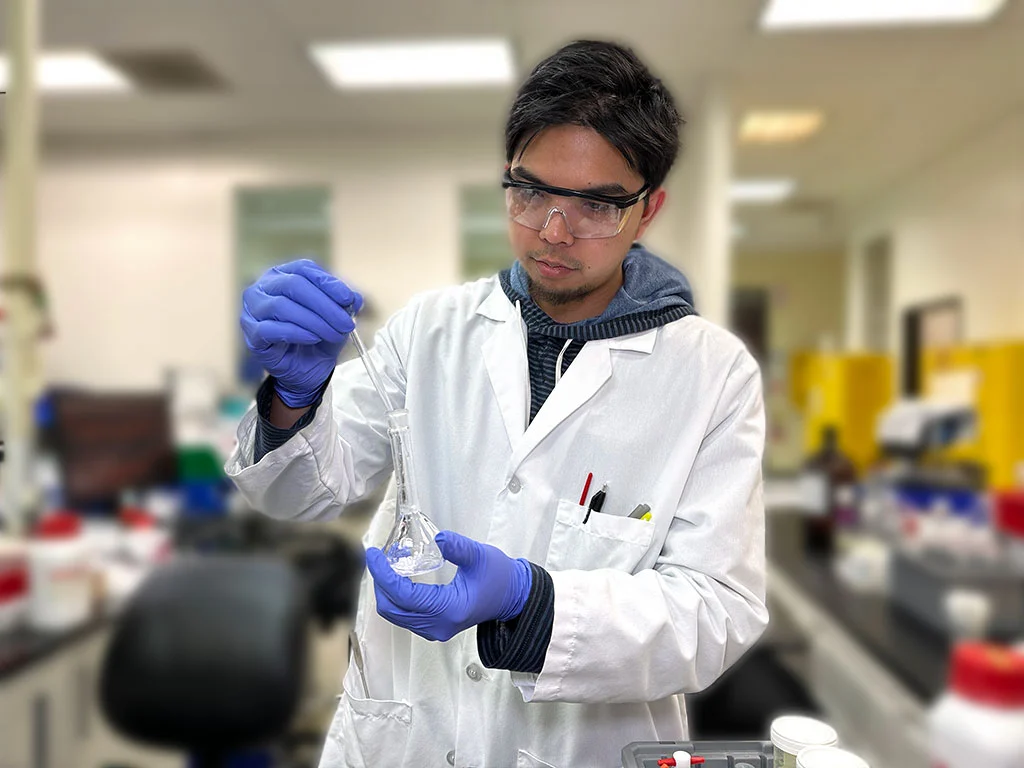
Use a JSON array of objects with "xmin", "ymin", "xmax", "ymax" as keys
[{"xmin": 229, "ymin": 40, "xmax": 767, "ymax": 768}]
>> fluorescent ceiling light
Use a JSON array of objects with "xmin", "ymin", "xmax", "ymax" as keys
[
  {"xmin": 730, "ymin": 179, "xmax": 796, "ymax": 204},
  {"xmin": 0, "ymin": 52, "xmax": 131, "ymax": 92},
  {"xmin": 310, "ymin": 39, "xmax": 514, "ymax": 90},
  {"xmin": 740, "ymin": 110, "xmax": 824, "ymax": 144},
  {"xmin": 761, "ymin": 0, "xmax": 1007, "ymax": 29}
]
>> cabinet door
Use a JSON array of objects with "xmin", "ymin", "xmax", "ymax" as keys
[
  {"xmin": 0, "ymin": 668, "xmax": 36, "ymax": 768},
  {"xmin": 75, "ymin": 630, "xmax": 185, "ymax": 768},
  {"xmin": 0, "ymin": 649, "xmax": 76, "ymax": 768}
]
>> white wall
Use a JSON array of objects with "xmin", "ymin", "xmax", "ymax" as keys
[
  {"xmin": 0, "ymin": 134, "xmax": 498, "ymax": 390},
  {"xmin": 846, "ymin": 109, "xmax": 1024, "ymax": 352}
]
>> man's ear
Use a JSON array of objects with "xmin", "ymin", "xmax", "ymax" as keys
[{"xmin": 635, "ymin": 188, "xmax": 667, "ymax": 240}]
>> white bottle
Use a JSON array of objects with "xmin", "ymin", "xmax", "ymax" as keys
[
  {"xmin": 28, "ymin": 513, "xmax": 93, "ymax": 631},
  {"xmin": 797, "ymin": 747, "xmax": 870, "ymax": 768},
  {"xmin": 928, "ymin": 643, "xmax": 1024, "ymax": 768},
  {"xmin": 771, "ymin": 716, "xmax": 839, "ymax": 768}
]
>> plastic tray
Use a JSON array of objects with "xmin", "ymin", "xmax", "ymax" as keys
[{"xmin": 622, "ymin": 740, "xmax": 775, "ymax": 768}]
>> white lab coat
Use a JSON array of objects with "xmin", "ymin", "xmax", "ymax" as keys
[{"xmin": 226, "ymin": 277, "xmax": 768, "ymax": 768}]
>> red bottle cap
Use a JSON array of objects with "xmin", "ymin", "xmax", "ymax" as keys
[
  {"xmin": 34, "ymin": 512, "xmax": 82, "ymax": 539},
  {"xmin": 119, "ymin": 507, "xmax": 156, "ymax": 529},
  {"xmin": 950, "ymin": 643, "xmax": 1024, "ymax": 708},
  {"xmin": 995, "ymin": 491, "xmax": 1024, "ymax": 538}
]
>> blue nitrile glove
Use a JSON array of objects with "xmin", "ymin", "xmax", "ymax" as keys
[
  {"xmin": 365, "ymin": 530, "xmax": 533, "ymax": 642},
  {"xmin": 240, "ymin": 259, "xmax": 363, "ymax": 408}
]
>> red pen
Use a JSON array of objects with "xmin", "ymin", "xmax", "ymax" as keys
[{"xmin": 579, "ymin": 472, "xmax": 594, "ymax": 506}]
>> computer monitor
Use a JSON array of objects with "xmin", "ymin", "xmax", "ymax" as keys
[{"xmin": 49, "ymin": 388, "xmax": 177, "ymax": 511}]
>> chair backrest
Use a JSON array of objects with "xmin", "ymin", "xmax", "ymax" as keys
[{"xmin": 100, "ymin": 555, "xmax": 308, "ymax": 756}]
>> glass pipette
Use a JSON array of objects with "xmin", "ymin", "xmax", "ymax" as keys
[{"xmin": 347, "ymin": 325, "xmax": 395, "ymax": 413}]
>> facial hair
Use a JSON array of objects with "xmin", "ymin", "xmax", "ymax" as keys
[{"xmin": 524, "ymin": 249, "xmax": 590, "ymax": 307}]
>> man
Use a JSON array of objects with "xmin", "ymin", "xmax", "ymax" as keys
[{"xmin": 229, "ymin": 39, "xmax": 767, "ymax": 768}]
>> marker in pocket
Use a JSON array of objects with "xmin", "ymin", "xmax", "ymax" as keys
[{"xmin": 628, "ymin": 504, "xmax": 651, "ymax": 520}]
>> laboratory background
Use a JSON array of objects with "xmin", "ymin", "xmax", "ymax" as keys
[{"xmin": 1, "ymin": 1, "xmax": 1024, "ymax": 767}]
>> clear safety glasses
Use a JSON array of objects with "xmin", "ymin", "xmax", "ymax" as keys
[{"xmin": 501, "ymin": 169, "xmax": 649, "ymax": 240}]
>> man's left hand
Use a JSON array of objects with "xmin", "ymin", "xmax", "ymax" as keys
[{"xmin": 365, "ymin": 530, "xmax": 532, "ymax": 642}]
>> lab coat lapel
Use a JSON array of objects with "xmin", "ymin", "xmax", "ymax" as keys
[
  {"xmin": 482, "ymin": 301, "xmax": 530, "ymax": 448},
  {"xmin": 510, "ymin": 340, "xmax": 612, "ymax": 468}
]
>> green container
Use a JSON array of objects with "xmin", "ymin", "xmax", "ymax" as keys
[{"xmin": 177, "ymin": 446, "xmax": 224, "ymax": 481}]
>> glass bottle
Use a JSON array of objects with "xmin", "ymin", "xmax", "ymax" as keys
[{"xmin": 382, "ymin": 409, "xmax": 444, "ymax": 576}]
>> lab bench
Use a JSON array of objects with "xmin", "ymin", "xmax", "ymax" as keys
[{"xmin": 766, "ymin": 512, "xmax": 947, "ymax": 768}]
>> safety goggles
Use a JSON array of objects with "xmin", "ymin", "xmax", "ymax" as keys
[{"xmin": 501, "ymin": 168, "xmax": 649, "ymax": 240}]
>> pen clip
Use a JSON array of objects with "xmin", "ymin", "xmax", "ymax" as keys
[{"xmin": 583, "ymin": 483, "xmax": 608, "ymax": 524}]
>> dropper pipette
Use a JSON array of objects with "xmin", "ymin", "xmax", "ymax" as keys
[{"xmin": 346, "ymin": 316, "xmax": 396, "ymax": 413}]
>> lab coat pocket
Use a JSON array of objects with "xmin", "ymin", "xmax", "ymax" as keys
[
  {"xmin": 517, "ymin": 749, "xmax": 560, "ymax": 768},
  {"xmin": 321, "ymin": 674, "xmax": 412, "ymax": 768},
  {"xmin": 545, "ymin": 498, "xmax": 655, "ymax": 572}
]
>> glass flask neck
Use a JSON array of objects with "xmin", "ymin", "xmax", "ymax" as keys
[{"xmin": 387, "ymin": 409, "xmax": 421, "ymax": 514}]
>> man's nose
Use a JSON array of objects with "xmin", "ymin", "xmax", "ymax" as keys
[{"xmin": 539, "ymin": 207, "xmax": 574, "ymax": 246}]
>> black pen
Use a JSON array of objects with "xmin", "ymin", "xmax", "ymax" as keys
[{"xmin": 582, "ymin": 483, "xmax": 607, "ymax": 524}]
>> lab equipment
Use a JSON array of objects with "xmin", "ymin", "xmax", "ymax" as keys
[
  {"xmin": 769, "ymin": 716, "xmax": 838, "ymax": 768},
  {"xmin": 657, "ymin": 750, "xmax": 705, "ymax": 766},
  {"xmin": 795, "ymin": 747, "xmax": 869, "ymax": 768},
  {"xmin": 623, "ymin": 740, "xmax": 773, "ymax": 767},
  {"xmin": 891, "ymin": 547, "xmax": 1024, "ymax": 639},
  {"xmin": 28, "ymin": 512, "xmax": 92, "ymax": 631},
  {"xmin": 927, "ymin": 643, "xmax": 1024, "ymax": 768},
  {"xmin": 380, "ymin": 409, "xmax": 444, "ymax": 575},
  {"xmin": 502, "ymin": 168, "xmax": 650, "ymax": 240},
  {"xmin": 347, "ymin": 321, "xmax": 395, "ymax": 413},
  {"xmin": 366, "ymin": 530, "xmax": 532, "ymax": 642},
  {"xmin": 342, "ymin": 307, "xmax": 443, "ymax": 575},
  {"xmin": 799, "ymin": 425, "xmax": 857, "ymax": 555},
  {"xmin": 240, "ymin": 259, "xmax": 362, "ymax": 408},
  {"xmin": 919, "ymin": 341, "xmax": 1024, "ymax": 489}
]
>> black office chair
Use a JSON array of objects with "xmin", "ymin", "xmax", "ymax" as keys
[{"xmin": 100, "ymin": 555, "xmax": 309, "ymax": 768}]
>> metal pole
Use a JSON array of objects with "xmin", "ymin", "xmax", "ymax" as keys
[{"xmin": 2, "ymin": 0, "xmax": 41, "ymax": 535}]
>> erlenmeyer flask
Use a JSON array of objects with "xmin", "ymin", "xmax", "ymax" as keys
[{"xmin": 382, "ymin": 409, "xmax": 444, "ymax": 576}]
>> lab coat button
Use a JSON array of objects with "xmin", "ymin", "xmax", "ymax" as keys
[
  {"xmin": 508, "ymin": 477, "xmax": 522, "ymax": 494},
  {"xmin": 466, "ymin": 663, "xmax": 482, "ymax": 681},
  {"xmin": 446, "ymin": 749, "xmax": 456, "ymax": 765}
]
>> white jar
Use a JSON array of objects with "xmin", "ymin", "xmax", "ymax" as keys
[
  {"xmin": 771, "ymin": 716, "xmax": 839, "ymax": 768},
  {"xmin": 28, "ymin": 513, "xmax": 93, "ymax": 632},
  {"xmin": 928, "ymin": 643, "xmax": 1024, "ymax": 768},
  {"xmin": 797, "ymin": 747, "xmax": 870, "ymax": 768}
]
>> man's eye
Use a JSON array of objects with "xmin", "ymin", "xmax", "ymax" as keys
[{"xmin": 584, "ymin": 200, "xmax": 615, "ymax": 216}]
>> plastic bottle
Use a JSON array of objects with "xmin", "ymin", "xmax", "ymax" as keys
[
  {"xmin": 27, "ymin": 512, "xmax": 93, "ymax": 631},
  {"xmin": 770, "ymin": 716, "xmax": 839, "ymax": 768},
  {"xmin": 796, "ymin": 747, "xmax": 870, "ymax": 768},
  {"xmin": 928, "ymin": 642, "xmax": 1024, "ymax": 768}
]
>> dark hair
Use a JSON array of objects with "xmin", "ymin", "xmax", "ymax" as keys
[{"xmin": 505, "ymin": 40, "xmax": 683, "ymax": 191}]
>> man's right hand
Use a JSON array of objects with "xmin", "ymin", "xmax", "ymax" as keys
[{"xmin": 241, "ymin": 259, "xmax": 363, "ymax": 408}]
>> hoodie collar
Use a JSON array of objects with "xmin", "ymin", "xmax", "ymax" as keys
[{"xmin": 506, "ymin": 243, "xmax": 695, "ymax": 327}]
